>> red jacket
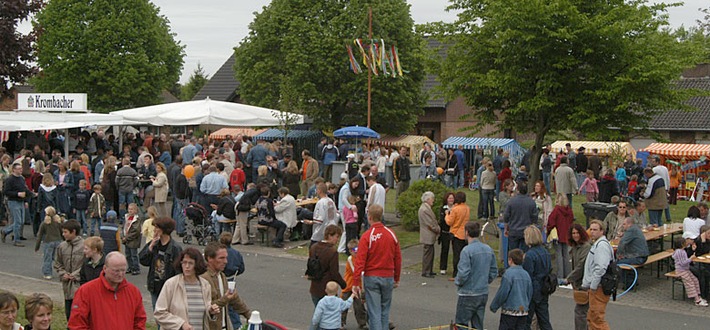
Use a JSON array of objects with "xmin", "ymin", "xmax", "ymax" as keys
[
  {"xmin": 547, "ymin": 205, "xmax": 574, "ymax": 244},
  {"xmin": 497, "ymin": 167, "xmax": 512, "ymax": 183},
  {"xmin": 68, "ymin": 271, "xmax": 146, "ymax": 330},
  {"xmin": 353, "ymin": 223, "xmax": 402, "ymax": 285},
  {"xmin": 230, "ymin": 168, "xmax": 246, "ymax": 191}
]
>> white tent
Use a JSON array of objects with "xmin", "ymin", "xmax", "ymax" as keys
[
  {"xmin": 110, "ymin": 97, "xmax": 304, "ymax": 127},
  {"xmin": 0, "ymin": 112, "xmax": 142, "ymax": 131}
]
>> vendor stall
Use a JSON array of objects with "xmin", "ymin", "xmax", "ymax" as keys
[
  {"xmin": 442, "ymin": 136, "xmax": 526, "ymax": 170},
  {"xmin": 364, "ymin": 134, "xmax": 436, "ymax": 165},
  {"xmin": 254, "ymin": 129, "xmax": 323, "ymax": 163},
  {"xmin": 639, "ymin": 143, "xmax": 710, "ymax": 201},
  {"xmin": 550, "ymin": 140, "xmax": 636, "ymax": 158},
  {"xmin": 209, "ymin": 127, "xmax": 267, "ymax": 141}
]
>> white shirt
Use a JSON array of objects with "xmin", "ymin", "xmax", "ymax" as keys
[
  {"xmin": 312, "ymin": 197, "xmax": 338, "ymax": 241},
  {"xmin": 683, "ymin": 217, "xmax": 705, "ymax": 239},
  {"xmin": 653, "ymin": 164, "xmax": 670, "ymax": 189},
  {"xmin": 367, "ymin": 183, "xmax": 386, "ymax": 210}
]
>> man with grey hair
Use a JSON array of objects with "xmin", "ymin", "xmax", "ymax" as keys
[
  {"xmin": 649, "ymin": 154, "xmax": 672, "ymax": 222},
  {"xmin": 419, "ymin": 191, "xmax": 440, "ymax": 278},
  {"xmin": 68, "ymin": 252, "xmax": 146, "ymax": 329}
]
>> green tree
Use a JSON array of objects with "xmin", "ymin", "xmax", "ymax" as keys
[
  {"xmin": 33, "ymin": 0, "xmax": 184, "ymax": 112},
  {"xmin": 234, "ymin": 0, "xmax": 426, "ymax": 135},
  {"xmin": 181, "ymin": 63, "xmax": 209, "ymax": 101},
  {"xmin": 0, "ymin": 0, "xmax": 43, "ymax": 98},
  {"xmin": 429, "ymin": 0, "xmax": 706, "ymax": 186}
]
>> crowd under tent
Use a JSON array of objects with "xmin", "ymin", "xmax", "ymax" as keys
[
  {"xmin": 550, "ymin": 140, "xmax": 636, "ymax": 158},
  {"xmin": 442, "ymin": 136, "xmax": 526, "ymax": 171},
  {"xmin": 111, "ymin": 97, "xmax": 304, "ymax": 127},
  {"xmin": 639, "ymin": 143, "xmax": 710, "ymax": 201},
  {"xmin": 364, "ymin": 135, "xmax": 436, "ymax": 165}
]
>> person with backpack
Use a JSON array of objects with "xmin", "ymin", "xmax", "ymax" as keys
[
  {"xmin": 580, "ymin": 219, "xmax": 615, "ymax": 330},
  {"xmin": 522, "ymin": 225, "xmax": 553, "ymax": 330}
]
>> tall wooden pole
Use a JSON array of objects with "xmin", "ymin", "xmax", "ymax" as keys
[{"xmin": 367, "ymin": 6, "xmax": 372, "ymax": 128}]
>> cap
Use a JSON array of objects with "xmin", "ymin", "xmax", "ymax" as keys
[
  {"xmin": 106, "ymin": 210, "xmax": 117, "ymax": 219},
  {"xmin": 578, "ymin": 146, "xmax": 585, "ymax": 151},
  {"xmin": 347, "ymin": 154, "xmax": 355, "ymax": 159},
  {"xmin": 340, "ymin": 172, "xmax": 348, "ymax": 179}
]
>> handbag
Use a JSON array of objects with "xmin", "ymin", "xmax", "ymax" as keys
[
  {"xmin": 547, "ymin": 228, "xmax": 558, "ymax": 243},
  {"xmin": 573, "ymin": 289, "xmax": 589, "ymax": 304}
]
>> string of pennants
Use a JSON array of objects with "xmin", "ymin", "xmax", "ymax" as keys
[{"xmin": 347, "ymin": 39, "xmax": 405, "ymax": 77}]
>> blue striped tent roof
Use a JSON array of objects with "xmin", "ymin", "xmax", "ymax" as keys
[
  {"xmin": 254, "ymin": 129, "xmax": 321, "ymax": 140},
  {"xmin": 442, "ymin": 137, "xmax": 518, "ymax": 150}
]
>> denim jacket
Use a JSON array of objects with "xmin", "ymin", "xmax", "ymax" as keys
[
  {"xmin": 455, "ymin": 239, "xmax": 498, "ymax": 296},
  {"xmin": 490, "ymin": 265, "xmax": 532, "ymax": 314}
]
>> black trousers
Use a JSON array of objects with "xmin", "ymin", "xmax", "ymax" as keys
[
  {"xmin": 452, "ymin": 237, "xmax": 467, "ymax": 277},
  {"xmin": 439, "ymin": 232, "xmax": 452, "ymax": 272}
]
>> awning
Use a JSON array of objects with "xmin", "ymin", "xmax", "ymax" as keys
[
  {"xmin": 441, "ymin": 136, "xmax": 526, "ymax": 167},
  {"xmin": 209, "ymin": 127, "xmax": 267, "ymax": 140},
  {"xmin": 550, "ymin": 140, "xmax": 636, "ymax": 157},
  {"xmin": 640, "ymin": 143, "xmax": 710, "ymax": 159},
  {"xmin": 254, "ymin": 129, "xmax": 323, "ymax": 141},
  {"xmin": 0, "ymin": 112, "xmax": 143, "ymax": 131},
  {"xmin": 364, "ymin": 135, "xmax": 436, "ymax": 164}
]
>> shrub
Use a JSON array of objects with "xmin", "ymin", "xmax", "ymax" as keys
[{"xmin": 396, "ymin": 179, "xmax": 449, "ymax": 231}]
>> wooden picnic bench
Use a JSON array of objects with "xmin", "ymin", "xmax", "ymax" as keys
[{"xmin": 619, "ymin": 249, "xmax": 674, "ymax": 278}]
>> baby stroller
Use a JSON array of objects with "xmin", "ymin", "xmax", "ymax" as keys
[{"xmin": 183, "ymin": 202, "xmax": 217, "ymax": 246}]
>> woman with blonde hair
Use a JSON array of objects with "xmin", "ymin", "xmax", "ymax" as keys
[
  {"xmin": 151, "ymin": 162, "xmax": 169, "ymax": 217},
  {"xmin": 34, "ymin": 206, "xmax": 63, "ymax": 280},
  {"xmin": 142, "ymin": 206, "xmax": 159, "ymax": 244},
  {"xmin": 36, "ymin": 174, "xmax": 57, "ymax": 234},
  {"xmin": 79, "ymin": 154, "xmax": 92, "ymax": 189},
  {"xmin": 23, "ymin": 293, "xmax": 53, "ymax": 330},
  {"xmin": 522, "ymin": 225, "xmax": 552, "ymax": 330}
]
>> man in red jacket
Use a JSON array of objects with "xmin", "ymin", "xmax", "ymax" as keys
[
  {"xmin": 68, "ymin": 251, "xmax": 146, "ymax": 329},
  {"xmin": 352, "ymin": 204, "xmax": 402, "ymax": 330}
]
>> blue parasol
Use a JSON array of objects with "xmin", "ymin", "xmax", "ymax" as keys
[{"xmin": 333, "ymin": 125, "xmax": 380, "ymax": 139}]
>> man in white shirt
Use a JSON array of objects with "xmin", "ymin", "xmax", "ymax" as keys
[
  {"xmin": 305, "ymin": 183, "xmax": 339, "ymax": 245},
  {"xmin": 650, "ymin": 155, "xmax": 671, "ymax": 222},
  {"xmin": 367, "ymin": 175, "xmax": 386, "ymax": 211}
]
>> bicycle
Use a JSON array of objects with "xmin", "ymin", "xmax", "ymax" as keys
[{"xmin": 480, "ymin": 216, "xmax": 501, "ymax": 245}]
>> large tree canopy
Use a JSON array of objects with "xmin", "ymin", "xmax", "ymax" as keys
[
  {"xmin": 431, "ymin": 0, "xmax": 705, "ymax": 184},
  {"xmin": 0, "ymin": 0, "xmax": 43, "ymax": 98},
  {"xmin": 234, "ymin": 0, "xmax": 426, "ymax": 135},
  {"xmin": 34, "ymin": 0, "xmax": 184, "ymax": 112}
]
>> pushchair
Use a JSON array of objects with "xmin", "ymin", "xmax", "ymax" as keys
[{"xmin": 183, "ymin": 202, "xmax": 217, "ymax": 246}]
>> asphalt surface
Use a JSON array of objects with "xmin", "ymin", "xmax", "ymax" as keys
[{"xmin": 1, "ymin": 229, "xmax": 710, "ymax": 329}]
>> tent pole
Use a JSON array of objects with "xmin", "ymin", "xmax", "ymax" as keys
[{"xmin": 64, "ymin": 128, "xmax": 69, "ymax": 159}]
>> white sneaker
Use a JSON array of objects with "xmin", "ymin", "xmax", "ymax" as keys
[
  {"xmin": 696, "ymin": 299, "xmax": 708, "ymax": 307},
  {"xmin": 440, "ymin": 270, "xmax": 446, "ymax": 275}
]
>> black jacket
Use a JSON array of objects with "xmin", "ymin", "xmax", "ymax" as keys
[
  {"xmin": 139, "ymin": 238, "xmax": 182, "ymax": 294},
  {"xmin": 217, "ymin": 196, "xmax": 236, "ymax": 219},
  {"xmin": 597, "ymin": 175, "xmax": 619, "ymax": 203},
  {"xmin": 174, "ymin": 174, "xmax": 190, "ymax": 200},
  {"xmin": 79, "ymin": 255, "xmax": 105, "ymax": 285},
  {"xmin": 3, "ymin": 174, "xmax": 30, "ymax": 202}
]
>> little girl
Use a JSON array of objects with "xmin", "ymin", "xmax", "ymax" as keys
[
  {"xmin": 579, "ymin": 170, "xmax": 599, "ymax": 202},
  {"xmin": 34, "ymin": 206, "xmax": 63, "ymax": 280},
  {"xmin": 628, "ymin": 175, "xmax": 639, "ymax": 198},
  {"xmin": 672, "ymin": 237, "xmax": 708, "ymax": 306},
  {"xmin": 342, "ymin": 195, "xmax": 359, "ymax": 254},
  {"xmin": 142, "ymin": 205, "xmax": 158, "ymax": 244}
]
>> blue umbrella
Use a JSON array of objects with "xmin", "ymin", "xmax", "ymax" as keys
[{"xmin": 333, "ymin": 125, "xmax": 380, "ymax": 139}]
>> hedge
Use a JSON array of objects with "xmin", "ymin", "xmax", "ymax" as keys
[{"xmin": 395, "ymin": 179, "xmax": 449, "ymax": 231}]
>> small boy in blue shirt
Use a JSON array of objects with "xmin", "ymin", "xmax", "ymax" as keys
[
  {"xmin": 312, "ymin": 281, "xmax": 353, "ymax": 330},
  {"xmin": 490, "ymin": 249, "xmax": 533, "ymax": 330}
]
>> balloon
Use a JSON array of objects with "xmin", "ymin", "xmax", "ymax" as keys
[
  {"xmin": 436, "ymin": 167, "xmax": 444, "ymax": 175},
  {"xmin": 184, "ymin": 165, "xmax": 195, "ymax": 178}
]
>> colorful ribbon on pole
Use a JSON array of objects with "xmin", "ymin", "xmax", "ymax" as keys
[{"xmin": 346, "ymin": 39, "xmax": 404, "ymax": 77}]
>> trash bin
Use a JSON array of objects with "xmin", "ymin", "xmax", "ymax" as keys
[
  {"xmin": 498, "ymin": 222, "xmax": 508, "ymax": 268},
  {"xmin": 582, "ymin": 202, "xmax": 617, "ymax": 227}
]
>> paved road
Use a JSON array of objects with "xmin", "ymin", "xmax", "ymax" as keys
[{"xmin": 1, "ymin": 232, "xmax": 709, "ymax": 329}]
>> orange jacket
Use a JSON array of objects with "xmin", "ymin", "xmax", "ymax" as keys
[{"xmin": 446, "ymin": 203, "xmax": 470, "ymax": 240}]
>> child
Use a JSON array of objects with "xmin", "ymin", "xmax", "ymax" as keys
[
  {"xmin": 579, "ymin": 170, "xmax": 599, "ymax": 202},
  {"xmin": 86, "ymin": 184, "xmax": 106, "ymax": 236},
  {"xmin": 515, "ymin": 165, "xmax": 528, "ymax": 186},
  {"xmin": 628, "ymin": 175, "xmax": 639, "ymax": 198},
  {"xmin": 490, "ymin": 249, "xmax": 533, "ymax": 330},
  {"xmin": 122, "ymin": 203, "xmax": 142, "ymax": 275},
  {"xmin": 99, "ymin": 210, "xmax": 121, "ymax": 255},
  {"xmin": 54, "ymin": 219, "xmax": 84, "ymax": 322},
  {"xmin": 74, "ymin": 179, "xmax": 91, "ymax": 235},
  {"xmin": 142, "ymin": 205, "xmax": 158, "ymax": 244},
  {"xmin": 34, "ymin": 206, "xmax": 63, "ymax": 280},
  {"xmin": 672, "ymin": 237, "xmax": 708, "ymax": 307},
  {"xmin": 341, "ymin": 239, "xmax": 367, "ymax": 329},
  {"xmin": 312, "ymin": 281, "xmax": 353, "ymax": 330},
  {"xmin": 37, "ymin": 175, "xmax": 58, "ymax": 230},
  {"xmin": 342, "ymin": 195, "xmax": 359, "ymax": 253}
]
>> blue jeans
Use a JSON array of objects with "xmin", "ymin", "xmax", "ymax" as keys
[
  {"xmin": 455, "ymin": 294, "xmax": 488, "ymax": 330},
  {"xmin": 576, "ymin": 173, "xmax": 586, "ymax": 190},
  {"xmin": 567, "ymin": 193, "xmax": 574, "ymax": 209},
  {"xmin": 76, "ymin": 210, "xmax": 87, "ymax": 234},
  {"xmin": 4, "ymin": 200, "xmax": 25, "ymax": 243},
  {"xmin": 665, "ymin": 206, "xmax": 671, "ymax": 222},
  {"xmin": 618, "ymin": 256, "xmax": 647, "ymax": 288},
  {"xmin": 118, "ymin": 191, "xmax": 134, "ymax": 220},
  {"xmin": 507, "ymin": 235, "xmax": 528, "ymax": 254},
  {"xmin": 649, "ymin": 210, "xmax": 663, "ymax": 226},
  {"xmin": 89, "ymin": 217, "xmax": 101, "ymax": 236},
  {"xmin": 42, "ymin": 240, "xmax": 60, "ymax": 276},
  {"xmin": 618, "ymin": 179, "xmax": 627, "ymax": 196},
  {"xmin": 542, "ymin": 172, "xmax": 551, "ymax": 194},
  {"xmin": 363, "ymin": 276, "xmax": 394, "ymax": 330},
  {"xmin": 125, "ymin": 246, "xmax": 139, "ymax": 272},
  {"xmin": 458, "ymin": 169, "xmax": 465, "ymax": 188},
  {"xmin": 482, "ymin": 189, "xmax": 495, "ymax": 219},
  {"xmin": 527, "ymin": 295, "xmax": 552, "ymax": 330},
  {"xmin": 228, "ymin": 305, "xmax": 242, "ymax": 329}
]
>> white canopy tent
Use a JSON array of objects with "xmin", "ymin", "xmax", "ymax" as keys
[{"xmin": 110, "ymin": 97, "xmax": 304, "ymax": 127}]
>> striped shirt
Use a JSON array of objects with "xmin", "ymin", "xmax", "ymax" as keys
[{"xmin": 185, "ymin": 282, "xmax": 205, "ymax": 330}]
